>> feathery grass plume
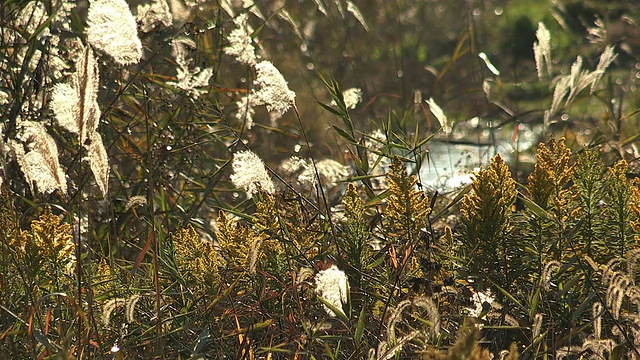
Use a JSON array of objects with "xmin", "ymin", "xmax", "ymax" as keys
[
  {"xmin": 235, "ymin": 95, "xmax": 256, "ymax": 129},
  {"xmin": 410, "ymin": 297, "xmax": 441, "ymax": 337},
  {"xmin": 346, "ymin": 1, "xmax": 369, "ymax": 31},
  {"xmin": 587, "ymin": 17, "xmax": 607, "ymax": 44},
  {"xmin": 241, "ymin": 0, "xmax": 265, "ymax": 20},
  {"xmin": 87, "ymin": 131, "xmax": 110, "ymax": 196},
  {"xmin": 546, "ymin": 47, "xmax": 617, "ymax": 123},
  {"xmin": 102, "ymin": 294, "xmax": 141, "ymax": 326},
  {"xmin": 369, "ymin": 331, "xmax": 422, "ymax": 360},
  {"xmin": 382, "ymin": 297, "xmax": 440, "ymax": 358},
  {"xmin": 86, "ymin": 0, "xmax": 143, "ymax": 65},
  {"xmin": 230, "ymin": 150, "xmax": 275, "ymax": 197},
  {"xmin": 606, "ymin": 160, "xmax": 635, "ymax": 257},
  {"xmin": 50, "ymin": 46, "xmax": 110, "ymax": 196},
  {"xmin": 10, "ymin": 121, "xmax": 67, "ymax": 195},
  {"xmin": 590, "ymin": 45, "xmax": 617, "ymax": 93},
  {"xmin": 592, "ymin": 302, "xmax": 603, "ymax": 339},
  {"xmin": 136, "ymin": 0, "xmax": 173, "ymax": 32},
  {"xmin": 547, "ymin": 57, "xmax": 587, "ymax": 124},
  {"xmin": 125, "ymin": 195, "xmax": 147, "ymax": 210},
  {"xmin": 426, "ymin": 98, "xmax": 450, "ymax": 135},
  {"xmin": 533, "ymin": 22, "xmax": 551, "ymax": 79},
  {"xmin": 277, "ymin": 8, "xmax": 304, "ymax": 40},
  {"xmin": 167, "ymin": 38, "xmax": 214, "ymax": 98},
  {"xmin": 460, "ymin": 154, "xmax": 516, "ymax": 281},
  {"xmin": 532, "ymin": 313, "xmax": 543, "ymax": 340},
  {"xmin": 315, "ymin": 264, "xmax": 349, "ymax": 317},
  {"xmin": 102, "ymin": 297, "xmax": 127, "ymax": 326},
  {"xmin": 580, "ymin": 339, "xmax": 617, "ymax": 360},
  {"xmin": 252, "ymin": 60, "xmax": 296, "ymax": 121},
  {"xmin": 172, "ymin": 224, "xmax": 219, "ymax": 293},
  {"xmin": 311, "ymin": 0, "xmax": 328, "ymax": 16},
  {"xmin": 627, "ymin": 248, "xmax": 640, "ymax": 277},
  {"xmin": 219, "ymin": 0, "xmax": 235, "ymax": 17},
  {"xmin": 546, "ymin": 75, "xmax": 571, "ymax": 124},
  {"xmin": 224, "ymin": 13, "xmax": 257, "ymax": 66},
  {"xmin": 627, "ymin": 285, "xmax": 640, "ymax": 311},
  {"xmin": 602, "ymin": 266, "xmax": 630, "ymax": 319},
  {"xmin": 125, "ymin": 294, "xmax": 141, "ymax": 323},
  {"xmin": 3, "ymin": 2, "xmax": 51, "ymax": 76},
  {"xmin": 566, "ymin": 57, "xmax": 595, "ymax": 106},
  {"xmin": 331, "ymin": 87, "xmax": 362, "ymax": 109},
  {"xmin": 574, "ymin": 147, "xmax": 606, "ymax": 255},
  {"xmin": 541, "ymin": 260, "xmax": 561, "ymax": 291},
  {"xmin": 50, "ymin": 56, "xmax": 98, "ymax": 145}
]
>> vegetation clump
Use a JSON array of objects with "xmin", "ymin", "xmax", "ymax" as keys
[{"xmin": 2, "ymin": 0, "xmax": 640, "ymax": 358}]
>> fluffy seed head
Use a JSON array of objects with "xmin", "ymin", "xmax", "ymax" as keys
[
  {"xmin": 253, "ymin": 61, "xmax": 296, "ymax": 119},
  {"xmin": 230, "ymin": 150, "xmax": 275, "ymax": 197},
  {"xmin": 86, "ymin": 0, "xmax": 143, "ymax": 65},
  {"xmin": 224, "ymin": 13, "xmax": 257, "ymax": 66},
  {"xmin": 315, "ymin": 265, "xmax": 349, "ymax": 317}
]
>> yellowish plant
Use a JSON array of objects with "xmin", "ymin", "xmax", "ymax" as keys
[
  {"xmin": 173, "ymin": 224, "xmax": 219, "ymax": 293},
  {"xmin": 28, "ymin": 205, "xmax": 74, "ymax": 265},
  {"xmin": 525, "ymin": 137, "xmax": 578, "ymax": 265},
  {"xmin": 216, "ymin": 211, "xmax": 254, "ymax": 268},
  {"xmin": 527, "ymin": 137, "xmax": 575, "ymax": 214},
  {"xmin": 460, "ymin": 154, "xmax": 517, "ymax": 284},
  {"xmin": 385, "ymin": 157, "xmax": 431, "ymax": 245},
  {"xmin": 383, "ymin": 157, "xmax": 433, "ymax": 282},
  {"xmin": 250, "ymin": 193, "xmax": 285, "ymax": 273}
]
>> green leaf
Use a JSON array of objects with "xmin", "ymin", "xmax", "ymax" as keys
[
  {"xmin": 520, "ymin": 195, "xmax": 553, "ymax": 220},
  {"xmin": 354, "ymin": 305, "xmax": 366, "ymax": 346},
  {"xmin": 317, "ymin": 101, "xmax": 342, "ymax": 116},
  {"xmin": 317, "ymin": 295, "xmax": 349, "ymax": 322},
  {"xmin": 332, "ymin": 125, "xmax": 357, "ymax": 144},
  {"xmin": 609, "ymin": 343, "xmax": 624, "ymax": 360}
]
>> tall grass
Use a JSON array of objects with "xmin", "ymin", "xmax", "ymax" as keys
[{"xmin": 1, "ymin": 0, "xmax": 640, "ymax": 359}]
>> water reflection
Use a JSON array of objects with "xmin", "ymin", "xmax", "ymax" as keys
[{"xmin": 419, "ymin": 123, "xmax": 542, "ymax": 192}]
